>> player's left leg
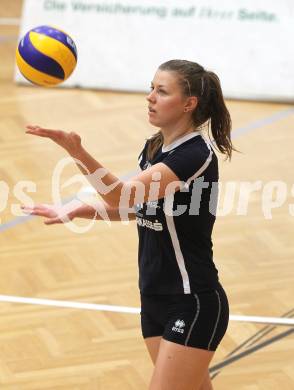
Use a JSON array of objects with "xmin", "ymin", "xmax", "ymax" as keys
[{"xmin": 149, "ymin": 339, "xmax": 214, "ymax": 390}]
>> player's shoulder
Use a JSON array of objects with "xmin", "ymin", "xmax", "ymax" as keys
[
  {"xmin": 174, "ymin": 134, "xmax": 213, "ymax": 159},
  {"xmin": 181, "ymin": 133, "xmax": 210, "ymax": 149}
]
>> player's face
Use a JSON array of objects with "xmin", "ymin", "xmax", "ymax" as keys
[{"xmin": 146, "ymin": 70, "xmax": 188, "ymax": 128}]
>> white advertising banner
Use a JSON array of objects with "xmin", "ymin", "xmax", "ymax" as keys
[{"xmin": 15, "ymin": 0, "xmax": 294, "ymax": 101}]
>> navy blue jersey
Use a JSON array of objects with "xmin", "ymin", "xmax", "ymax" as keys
[{"xmin": 136, "ymin": 132, "xmax": 219, "ymax": 294}]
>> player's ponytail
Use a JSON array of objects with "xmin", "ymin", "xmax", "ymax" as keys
[{"xmin": 204, "ymin": 71, "xmax": 234, "ymax": 160}]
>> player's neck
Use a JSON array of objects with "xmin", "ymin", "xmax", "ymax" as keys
[{"xmin": 161, "ymin": 121, "xmax": 196, "ymax": 147}]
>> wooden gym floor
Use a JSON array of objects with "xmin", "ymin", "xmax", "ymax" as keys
[{"xmin": 0, "ymin": 1, "xmax": 293, "ymax": 389}]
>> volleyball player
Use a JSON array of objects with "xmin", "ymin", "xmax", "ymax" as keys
[{"xmin": 23, "ymin": 60, "xmax": 234, "ymax": 390}]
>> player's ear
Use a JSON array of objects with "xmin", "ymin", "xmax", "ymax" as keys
[{"xmin": 184, "ymin": 96, "xmax": 198, "ymax": 113}]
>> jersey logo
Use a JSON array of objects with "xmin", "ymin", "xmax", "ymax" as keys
[
  {"xmin": 136, "ymin": 217, "xmax": 163, "ymax": 231},
  {"xmin": 172, "ymin": 319, "xmax": 185, "ymax": 334},
  {"xmin": 146, "ymin": 201, "xmax": 160, "ymax": 209}
]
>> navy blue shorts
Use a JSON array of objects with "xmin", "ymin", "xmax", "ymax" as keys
[{"xmin": 140, "ymin": 285, "xmax": 229, "ymax": 351}]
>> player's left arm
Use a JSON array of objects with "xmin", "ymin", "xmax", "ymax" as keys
[{"xmin": 26, "ymin": 125, "xmax": 182, "ymax": 207}]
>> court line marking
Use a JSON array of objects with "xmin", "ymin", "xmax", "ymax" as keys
[
  {"xmin": 231, "ymin": 107, "xmax": 294, "ymax": 137},
  {"xmin": 210, "ymin": 307, "xmax": 294, "ymax": 378},
  {"xmin": 210, "ymin": 327, "xmax": 294, "ymax": 374},
  {"xmin": 0, "ymin": 215, "xmax": 34, "ymax": 232},
  {"xmin": 227, "ymin": 308, "xmax": 294, "ymax": 357},
  {"xmin": 0, "ymin": 295, "xmax": 293, "ymax": 326}
]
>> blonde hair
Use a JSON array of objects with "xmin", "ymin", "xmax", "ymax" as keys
[{"xmin": 147, "ymin": 59, "xmax": 235, "ymax": 160}]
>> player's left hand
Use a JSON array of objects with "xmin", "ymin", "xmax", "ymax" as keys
[
  {"xmin": 26, "ymin": 125, "xmax": 82, "ymax": 155},
  {"xmin": 21, "ymin": 203, "xmax": 74, "ymax": 225}
]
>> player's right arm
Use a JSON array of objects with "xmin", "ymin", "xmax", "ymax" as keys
[
  {"xmin": 21, "ymin": 201, "xmax": 136, "ymax": 225},
  {"xmin": 73, "ymin": 202, "xmax": 136, "ymax": 222}
]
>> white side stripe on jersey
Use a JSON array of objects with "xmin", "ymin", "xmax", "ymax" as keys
[
  {"xmin": 165, "ymin": 210, "xmax": 191, "ymax": 294},
  {"xmin": 166, "ymin": 136, "xmax": 214, "ymax": 294},
  {"xmin": 184, "ymin": 136, "xmax": 213, "ymax": 189}
]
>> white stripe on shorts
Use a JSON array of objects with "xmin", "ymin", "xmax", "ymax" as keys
[
  {"xmin": 185, "ymin": 293, "xmax": 200, "ymax": 346},
  {"xmin": 208, "ymin": 290, "xmax": 221, "ymax": 350}
]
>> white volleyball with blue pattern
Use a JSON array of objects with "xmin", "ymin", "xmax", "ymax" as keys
[{"xmin": 16, "ymin": 25, "xmax": 77, "ymax": 86}]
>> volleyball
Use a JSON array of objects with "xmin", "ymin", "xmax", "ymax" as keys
[{"xmin": 16, "ymin": 25, "xmax": 77, "ymax": 86}]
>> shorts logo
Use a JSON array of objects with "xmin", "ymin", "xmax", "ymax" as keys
[{"xmin": 172, "ymin": 319, "xmax": 185, "ymax": 334}]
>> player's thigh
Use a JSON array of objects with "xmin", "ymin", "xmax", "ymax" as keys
[
  {"xmin": 144, "ymin": 336, "xmax": 162, "ymax": 365},
  {"xmin": 149, "ymin": 339, "xmax": 214, "ymax": 390}
]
